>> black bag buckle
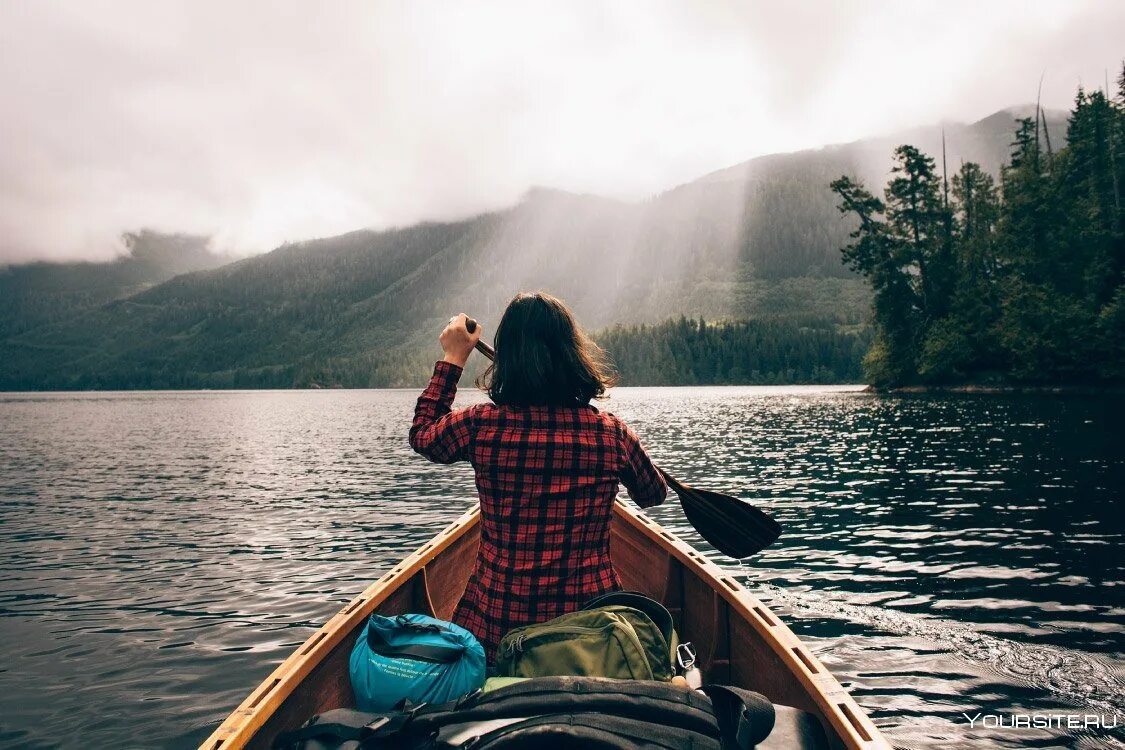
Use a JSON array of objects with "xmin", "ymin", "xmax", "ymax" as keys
[
  {"xmin": 455, "ymin": 688, "xmax": 483, "ymax": 709},
  {"xmin": 392, "ymin": 699, "xmax": 429, "ymax": 719},
  {"xmin": 362, "ymin": 717, "xmax": 390, "ymax": 733}
]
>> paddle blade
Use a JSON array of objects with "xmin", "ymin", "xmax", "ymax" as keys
[{"xmin": 659, "ymin": 470, "xmax": 782, "ymax": 559}]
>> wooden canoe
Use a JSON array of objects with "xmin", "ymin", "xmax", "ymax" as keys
[{"xmin": 201, "ymin": 501, "xmax": 891, "ymax": 750}]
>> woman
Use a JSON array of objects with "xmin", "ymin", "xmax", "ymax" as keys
[{"xmin": 409, "ymin": 292, "xmax": 667, "ymax": 660}]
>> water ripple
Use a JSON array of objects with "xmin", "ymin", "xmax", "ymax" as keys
[{"xmin": 0, "ymin": 387, "xmax": 1121, "ymax": 749}]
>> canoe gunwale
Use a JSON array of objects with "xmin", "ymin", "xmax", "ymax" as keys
[
  {"xmin": 200, "ymin": 506, "xmax": 481, "ymax": 750},
  {"xmin": 201, "ymin": 501, "xmax": 890, "ymax": 750},
  {"xmin": 611, "ymin": 503, "xmax": 890, "ymax": 750}
]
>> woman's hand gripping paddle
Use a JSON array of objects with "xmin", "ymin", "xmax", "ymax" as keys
[{"xmin": 463, "ymin": 318, "xmax": 782, "ymax": 558}]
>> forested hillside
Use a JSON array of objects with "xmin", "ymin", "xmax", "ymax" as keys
[
  {"xmin": 596, "ymin": 317, "xmax": 871, "ymax": 385},
  {"xmin": 0, "ymin": 107, "xmax": 1064, "ymax": 389},
  {"xmin": 0, "ymin": 231, "xmax": 227, "ymax": 339},
  {"xmin": 833, "ymin": 77, "xmax": 1124, "ymax": 387}
]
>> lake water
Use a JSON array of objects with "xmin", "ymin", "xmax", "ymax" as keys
[{"xmin": 0, "ymin": 387, "xmax": 1122, "ymax": 749}]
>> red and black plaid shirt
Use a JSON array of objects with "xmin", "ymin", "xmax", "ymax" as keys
[{"xmin": 409, "ymin": 360, "xmax": 666, "ymax": 660}]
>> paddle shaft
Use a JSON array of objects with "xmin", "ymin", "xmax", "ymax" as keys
[{"xmin": 459, "ymin": 318, "xmax": 781, "ymax": 558}]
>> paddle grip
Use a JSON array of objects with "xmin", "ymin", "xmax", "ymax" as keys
[{"xmin": 465, "ymin": 318, "xmax": 496, "ymax": 360}]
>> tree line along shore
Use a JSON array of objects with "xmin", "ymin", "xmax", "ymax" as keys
[{"xmin": 831, "ymin": 72, "xmax": 1125, "ymax": 390}]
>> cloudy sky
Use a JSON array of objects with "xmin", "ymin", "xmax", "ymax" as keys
[{"xmin": 1, "ymin": 0, "xmax": 1122, "ymax": 263}]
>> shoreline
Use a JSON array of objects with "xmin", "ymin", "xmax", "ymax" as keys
[{"xmin": 868, "ymin": 383, "xmax": 1125, "ymax": 396}]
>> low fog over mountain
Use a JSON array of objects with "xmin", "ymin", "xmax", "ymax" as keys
[{"xmin": 0, "ymin": 108, "xmax": 1066, "ymax": 388}]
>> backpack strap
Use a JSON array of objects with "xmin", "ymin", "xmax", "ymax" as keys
[
  {"xmin": 272, "ymin": 705, "xmax": 437, "ymax": 750},
  {"xmin": 581, "ymin": 590, "xmax": 676, "ymax": 648},
  {"xmin": 367, "ymin": 636, "xmax": 465, "ymax": 663},
  {"xmin": 466, "ymin": 712, "xmax": 722, "ymax": 750},
  {"xmin": 273, "ymin": 715, "xmax": 395, "ymax": 749},
  {"xmin": 701, "ymin": 685, "xmax": 775, "ymax": 750},
  {"xmin": 366, "ymin": 620, "xmax": 466, "ymax": 663}
]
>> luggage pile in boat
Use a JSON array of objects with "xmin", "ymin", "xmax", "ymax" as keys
[
  {"xmin": 282, "ymin": 592, "xmax": 831, "ymax": 749},
  {"xmin": 200, "ymin": 503, "xmax": 890, "ymax": 750}
]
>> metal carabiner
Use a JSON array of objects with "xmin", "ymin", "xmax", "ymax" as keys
[{"xmin": 676, "ymin": 642, "xmax": 697, "ymax": 670}]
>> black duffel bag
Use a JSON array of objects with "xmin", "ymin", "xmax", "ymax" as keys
[{"xmin": 274, "ymin": 675, "xmax": 828, "ymax": 750}]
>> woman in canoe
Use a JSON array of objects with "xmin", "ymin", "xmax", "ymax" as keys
[{"xmin": 409, "ymin": 292, "xmax": 667, "ymax": 660}]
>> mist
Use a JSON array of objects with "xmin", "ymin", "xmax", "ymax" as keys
[{"xmin": 1, "ymin": 0, "xmax": 1122, "ymax": 263}]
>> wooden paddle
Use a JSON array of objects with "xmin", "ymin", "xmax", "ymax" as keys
[{"xmin": 463, "ymin": 319, "xmax": 782, "ymax": 558}]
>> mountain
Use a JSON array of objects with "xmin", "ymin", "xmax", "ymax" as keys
[
  {"xmin": 0, "ymin": 231, "xmax": 229, "ymax": 339},
  {"xmin": 0, "ymin": 107, "xmax": 1066, "ymax": 389}
]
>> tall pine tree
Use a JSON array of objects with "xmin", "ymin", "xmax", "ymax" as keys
[{"xmin": 833, "ymin": 72, "xmax": 1125, "ymax": 387}]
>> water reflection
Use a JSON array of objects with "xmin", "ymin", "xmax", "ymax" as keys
[{"xmin": 0, "ymin": 387, "xmax": 1121, "ymax": 749}]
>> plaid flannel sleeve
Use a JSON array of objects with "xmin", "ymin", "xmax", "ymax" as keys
[
  {"xmin": 619, "ymin": 421, "xmax": 667, "ymax": 508},
  {"xmin": 409, "ymin": 361, "xmax": 474, "ymax": 464}
]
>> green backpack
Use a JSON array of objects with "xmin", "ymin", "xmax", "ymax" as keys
[{"xmin": 494, "ymin": 591, "xmax": 679, "ymax": 682}]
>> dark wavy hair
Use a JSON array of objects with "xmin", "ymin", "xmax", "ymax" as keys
[{"xmin": 478, "ymin": 292, "xmax": 617, "ymax": 407}]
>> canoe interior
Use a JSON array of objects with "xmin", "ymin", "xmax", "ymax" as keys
[{"xmin": 202, "ymin": 502, "xmax": 889, "ymax": 750}]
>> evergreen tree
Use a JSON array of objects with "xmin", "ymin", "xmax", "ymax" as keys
[
  {"xmin": 885, "ymin": 145, "xmax": 956, "ymax": 321},
  {"xmin": 834, "ymin": 74, "xmax": 1125, "ymax": 387},
  {"xmin": 830, "ymin": 174, "xmax": 920, "ymax": 385}
]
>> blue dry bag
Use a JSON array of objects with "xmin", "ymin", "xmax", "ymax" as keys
[{"xmin": 349, "ymin": 613, "xmax": 486, "ymax": 712}]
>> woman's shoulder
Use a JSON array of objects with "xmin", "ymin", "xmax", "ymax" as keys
[
  {"xmin": 598, "ymin": 410, "xmax": 644, "ymax": 441},
  {"xmin": 588, "ymin": 406, "xmax": 630, "ymax": 434},
  {"xmin": 465, "ymin": 402, "xmax": 497, "ymax": 420}
]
